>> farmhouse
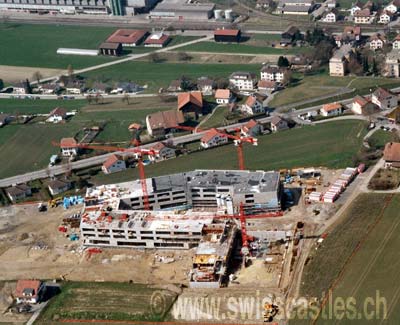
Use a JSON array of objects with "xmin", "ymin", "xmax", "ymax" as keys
[
  {"xmin": 229, "ymin": 72, "xmax": 257, "ymax": 91},
  {"xmin": 15, "ymin": 280, "xmax": 44, "ymax": 304},
  {"xmin": 60, "ymin": 137, "xmax": 78, "ymax": 157},
  {"xmin": 144, "ymin": 33, "xmax": 170, "ymax": 47},
  {"xmin": 39, "ymin": 83, "xmax": 59, "ymax": 94},
  {"xmin": 106, "ymin": 29, "xmax": 148, "ymax": 46},
  {"xmin": 383, "ymin": 142, "xmax": 400, "ymax": 168},
  {"xmin": 151, "ymin": 142, "xmax": 176, "ymax": 160},
  {"xmin": 351, "ymin": 96, "xmax": 378, "ymax": 115},
  {"xmin": 371, "ymin": 87, "xmax": 398, "ymax": 110},
  {"xmin": 47, "ymin": 107, "xmax": 68, "ymax": 123},
  {"xmin": 354, "ymin": 9, "xmax": 374, "ymax": 24},
  {"xmin": 197, "ymin": 77, "xmax": 214, "ymax": 95},
  {"xmin": 241, "ymin": 95, "xmax": 264, "ymax": 115},
  {"xmin": 378, "ymin": 10, "xmax": 393, "ymax": 24},
  {"xmin": 99, "ymin": 42, "xmax": 123, "ymax": 56},
  {"xmin": 167, "ymin": 79, "xmax": 183, "ymax": 92},
  {"xmin": 277, "ymin": 0, "xmax": 313, "ymax": 15},
  {"xmin": 258, "ymin": 80, "xmax": 278, "ymax": 93},
  {"xmin": 177, "ymin": 91, "xmax": 203, "ymax": 117},
  {"xmin": 385, "ymin": 0, "xmax": 400, "ymax": 13},
  {"xmin": 270, "ymin": 116, "xmax": 288, "ymax": 132},
  {"xmin": 102, "ymin": 154, "xmax": 126, "ymax": 174},
  {"xmin": 215, "ymin": 89, "xmax": 233, "ymax": 104},
  {"xmin": 214, "ymin": 29, "xmax": 241, "ymax": 42},
  {"xmin": 320, "ymin": 102, "xmax": 344, "ymax": 117},
  {"xmin": 13, "ymin": 80, "xmax": 31, "ymax": 94},
  {"xmin": 48, "ymin": 179, "xmax": 71, "ymax": 196},
  {"xmin": 146, "ymin": 110, "xmax": 185, "ymax": 137},
  {"xmin": 6, "ymin": 184, "xmax": 31, "ymax": 202},
  {"xmin": 200, "ymin": 128, "xmax": 228, "ymax": 148}
]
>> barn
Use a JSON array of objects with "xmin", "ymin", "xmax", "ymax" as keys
[{"xmin": 214, "ymin": 29, "xmax": 241, "ymax": 43}]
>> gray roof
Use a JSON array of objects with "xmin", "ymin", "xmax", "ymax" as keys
[{"xmin": 152, "ymin": 0, "xmax": 215, "ymax": 12}]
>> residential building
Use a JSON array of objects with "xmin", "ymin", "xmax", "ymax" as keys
[
  {"xmin": 167, "ymin": 79, "xmax": 183, "ymax": 92},
  {"xmin": 229, "ymin": 72, "xmax": 257, "ymax": 91},
  {"xmin": 385, "ymin": 50, "xmax": 400, "ymax": 77},
  {"xmin": 6, "ymin": 184, "xmax": 31, "ymax": 202},
  {"xmin": 371, "ymin": 88, "xmax": 398, "ymax": 110},
  {"xmin": 351, "ymin": 96, "xmax": 378, "ymax": 115},
  {"xmin": 106, "ymin": 29, "xmax": 148, "ymax": 46},
  {"xmin": 378, "ymin": 10, "xmax": 393, "ymax": 24},
  {"xmin": 325, "ymin": 0, "xmax": 336, "ymax": 8},
  {"xmin": 151, "ymin": 142, "xmax": 176, "ymax": 160},
  {"xmin": 392, "ymin": 35, "xmax": 400, "ymax": 50},
  {"xmin": 200, "ymin": 128, "xmax": 228, "ymax": 148},
  {"xmin": 60, "ymin": 137, "xmax": 78, "ymax": 157},
  {"xmin": 241, "ymin": 119, "xmax": 264, "ymax": 137},
  {"xmin": 87, "ymin": 82, "xmax": 111, "ymax": 95},
  {"xmin": 146, "ymin": 110, "xmax": 185, "ymax": 137},
  {"xmin": 48, "ymin": 179, "xmax": 71, "ymax": 196},
  {"xmin": 256, "ymin": 0, "xmax": 274, "ymax": 9},
  {"xmin": 39, "ymin": 83, "xmax": 59, "ymax": 94},
  {"xmin": 197, "ymin": 77, "xmax": 214, "ymax": 95},
  {"xmin": 369, "ymin": 33, "xmax": 386, "ymax": 50},
  {"xmin": 47, "ymin": 107, "xmax": 68, "ymax": 123},
  {"xmin": 144, "ymin": 33, "xmax": 170, "ymax": 47},
  {"xmin": 215, "ymin": 89, "xmax": 233, "ymax": 104},
  {"xmin": 214, "ymin": 29, "xmax": 241, "ymax": 42},
  {"xmin": 350, "ymin": 1, "xmax": 363, "ymax": 15},
  {"xmin": 354, "ymin": 9, "xmax": 374, "ymax": 24},
  {"xmin": 177, "ymin": 91, "xmax": 203, "ymax": 117},
  {"xmin": 280, "ymin": 25, "xmax": 300, "ymax": 45},
  {"xmin": 12, "ymin": 79, "xmax": 31, "ymax": 94},
  {"xmin": 102, "ymin": 154, "xmax": 126, "ymax": 174},
  {"xmin": 383, "ymin": 142, "xmax": 400, "ymax": 168},
  {"xmin": 241, "ymin": 96, "xmax": 264, "ymax": 115},
  {"xmin": 15, "ymin": 280, "xmax": 44, "ymax": 304},
  {"xmin": 99, "ymin": 42, "xmax": 123, "ymax": 56},
  {"xmin": 270, "ymin": 116, "xmax": 288, "ymax": 132},
  {"xmin": 258, "ymin": 80, "xmax": 278, "ymax": 93},
  {"xmin": 0, "ymin": 114, "xmax": 11, "ymax": 127},
  {"xmin": 321, "ymin": 11, "xmax": 337, "ymax": 22},
  {"xmin": 111, "ymin": 82, "xmax": 143, "ymax": 94},
  {"xmin": 329, "ymin": 44, "xmax": 354, "ymax": 76},
  {"xmin": 320, "ymin": 102, "xmax": 344, "ymax": 117},
  {"xmin": 385, "ymin": 0, "xmax": 400, "ymax": 14},
  {"xmin": 260, "ymin": 66, "xmax": 288, "ymax": 83},
  {"xmin": 58, "ymin": 76, "xmax": 85, "ymax": 94}
]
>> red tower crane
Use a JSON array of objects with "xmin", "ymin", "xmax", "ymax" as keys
[
  {"xmin": 174, "ymin": 125, "xmax": 257, "ymax": 170},
  {"xmin": 52, "ymin": 141, "xmax": 159, "ymax": 210}
]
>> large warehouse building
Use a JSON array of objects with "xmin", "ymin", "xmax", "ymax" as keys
[{"xmin": 149, "ymin": 0, "xmax": 215, "ymax": 20}]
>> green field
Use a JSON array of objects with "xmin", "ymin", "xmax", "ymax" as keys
[
  {"xmin": 91, "ymin": 120, "xmax": 367, "ymax": 185},
  {"xmin": 292, "ymin": 194, "xmax": 400, "ymax": 324},
  {"xmin": 368, "ymin": 129, "xmax": 397, "ymax": 149},
  {"xmin": 200, "ymin": 106, "xmax": 230, "ymax": 129},
  {"xmin": 0, "ymin": 23, "xmax": 197, "ymax": 69},
  {"xmin": 83, "ymin": 62, "xmax": 260, "ymax": 93},
  {"xmin": 37, "ymin": 282, "xmax": 177, "ymax": 324},
  {"xmin": 176, "ymin": 40, "xmax": 311, "ymax": 55},
  {"xmin": 0, "ymin": 98, "xmax": 86, "ymax": 115}
]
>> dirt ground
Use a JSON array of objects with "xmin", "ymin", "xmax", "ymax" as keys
[
  {"xmin": 0, "ymin": 65, "xmax": 63, "ymax": 83},
  {"xmin": 0, "ymin": 204, "xmax": 192, "ymax": 284}
]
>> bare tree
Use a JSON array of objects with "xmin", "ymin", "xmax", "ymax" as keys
[
  {"xmin": 177, "ymin": 52, "xmax": 192, "ymax": 62},
  {"xmin": 32, "ymin": 71, "xmax": 43, "ymax": 84},
  {"xmin": 122, "ymin": 93, "xmax": 130, "ymax": 105},
  {"xmin": 67, "ymin": 64, "xmax": 74, "ymax": 77}
]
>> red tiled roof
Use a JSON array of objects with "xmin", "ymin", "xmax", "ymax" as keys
[
  {"xmin": 353, "ymin": 95, "xmax": 368, "ymax": 107},
  {"xmin": 244, "ymin": 96, "xmax": 257, "ymax": 107},
  {"xmin": 144, "ymin": 34, "xmax": 170, "ymax": 45},
  {"xmin": 177, "ymin": 91, "xmax": 203, "ymax": 110},
  {"xmin": 60, "ymin": 137, "xmax": 77, "ymax": 148},
  {"xmin": 215, "ymin": 89, "xmax": 231, "ymax": 99},
  {"xmin": 15, "ymin": 280, "xmax": 41, "ymax": 299},
  {"xmin": 214, "ymin": 29, "xmax": 240, "ymax": 37},
  {"xmin": 373, "ymin": 87, "xmax": 394, "ymax": 101},
  {"xmin": 242, "ymin": 119, "xmax": 259, "ymax": 132},
  {"xmin": 201, "ymin": 128, "xmax": 223, "ymax": 143},
  {"xmin": 384, "ymin": 142, "xmax": 400, "ymax": 162},
  {"xmin": 147, "ymin": 110, "xmax": 185, "ymax": 130},
  {"xmin": 49, "ymin": 107, "xmax": 67, "ymax": 117},
  {"xmin": 322, "ymin": 102, "xmax": 342, "ymax": 112},
  {"xmin": 151, "ymin": 142, "xmax": 168, "ymax": 151},
  {"xmin": 128, "ymin": 123, "xmax": 142, "ymax": 130},
  {"xmin": 258, "ymin": 80, "xmax": 277, "ymax": 89},
  {"xmin": 103, "ymin": 154, "xmax": 122, "ymax": 170},
  {"xmin": 106, "ymin": 29, "xmax": 148, "ymax": 45}
]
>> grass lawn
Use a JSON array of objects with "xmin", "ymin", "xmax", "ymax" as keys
[
  {"xmin": 37, "ymin": 281, "xmax": 177, "ymax": 323},
  {"xmin": 270, "ymin": 73, "xmax": 400, "ymax": 108},
  {"xmin": 176, "ymin": 41, "xmax": 311, "ymax": 55},
  {"xmin": 368, "ymin": 129, "xmax": 397, "ymax": 149},
  {"xmin": 83, "ymin": 62, "xmax": 260, "ymax": 93},
  {"xmin": 292, "ymin": 194, "xmax": 400, "ymax": 324},
  {"xmin": 0, "ymin": 23, "xmax": 197, "ymax": 69},
  {"xmin": 0, "ymin": 98, "xmax": 86, "ymax": 115},
  {"xmin": 200, "ymin": 105, "xmax": 230, "ymax": 129},
  {"xmin": 90, "ymin": 120, "xmax": 367, "ymax": 185}
]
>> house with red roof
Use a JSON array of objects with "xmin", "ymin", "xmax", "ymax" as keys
[
  {"xmin": 384, "ymin": 142, "xmax": 400, "ymax": 168},
  {"xmin": 241, "ymin": 95, "xmax": 264, "ymax": 115},
  {"xmin": 146, "ymin": 110, "xmax": 185, "ymax": 137},
  {"xmin": 47, "ymin": 107, "xmax": 68, "ymax": 123},
  {"xmin": 144, "ymin": 33, "xmax": 170, "ymax": 47},
  {"xmin": 150, "ymin": 142, "xmax": 176, "ymax": 161},
  {"xmin": 320, "ymin": 102, "xmax": 344, "ymax": 117},
  {"xmin": 102, "ymin": 154, "xmax": 126, "ymax": 174},
  {"xmin": 241, "ymin": 119, "xmax": 263, "ymax": 137},
  {"xmin": 177, "ymin": 91, "xmax": 204, "ymax": 117},
  {"xmin": 200, "ymin": 128, "xmax": 228, "ymax": 149},
  {"xmin": 60, "ymin": 137, "xmax": 78, "ymax": 157},
  {"xmin": 371, "ymin": 87, "xmax": 398, "ymax": 110},
  {"xmin": 106, "ymin": 29, "xmax": 148, "ymax": 47},
  {"xmin": 15, "ymin": 280, "xmax": 44, "ymax": 304},
  {"xmin": 351, "ymin": 95, "xmax": 378, "ymax": 115},
  {"xmin": 215, "ymin": 89, "xmax": 233, "ymax": 104},
  {"xmin": 214, "ymin": 29, "xmax": 241, "ymax": 42}
]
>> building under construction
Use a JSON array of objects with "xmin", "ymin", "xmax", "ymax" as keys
[{"xmin": 85, "ymin": 169, "xmax": 282, "ymax": 214}]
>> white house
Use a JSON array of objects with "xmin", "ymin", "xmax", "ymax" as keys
[
  {"xmin": 393, "ymin": 35, "xmax": 400, "ymax": 49},
  {"xmin": 320, "ymin": 103, "xmax": 344, "ymax": 117},
  {"xmin": 322, "ymin": 11, "xmax": 337, "ymax": 23},
  {"xmin": 15, "ymin": 280, "xmax": 44, "ymax": 304},
  {"xmin": 200, "ymin": 128, "xmax": 228, "ymax": 148},
  {"xmin": 229, "ymin": 72, "xmax": 257, "ymax": 91},
  {"xmin": 102, "ymin": 154, "xmax": 126, "ymax": 174},
  {"xmin": 60, "ymin": 137, "xmax": 78, "ymax": 157},
  {"xmin": 47, "ymin": 107, "xmax": 67, "ymax": 123},
  {"xmin": 372, "ymin": 87, "xmax": 398, "ymax": 110},
  {"xmin": 354, "ymin": 9, "xmax": 373, "ymax": 24},
  {"xmin": 369, "ymin": 34, "xmax": 386, "ymax": 50},
  {"xmin": 351, "ymin": 95, "xmax": 378, "ymax": 115},
  {"xmin": 215, "ymin": 89, "xmax": 233, "ymax": 104},
  {"xmin": 241, "ymin": 96, "xmax": 264, "ymax": 115},
  {"xmin": 241, "ymin": 119, "xmax": 264, "ymax": 137},
  {"xmin": 385, "ymin": 0, "xmax": 400, "ymax": 14},
  {"xmin": 260, "ymin": 66, "xmax": 287, "ymax": 83},
  {"xmin": 151, "ymin": 142, "xmax": 176, "ymax": 161},
  {"xmin": 47, "ymin": 179, "xmax": 71, "ymax": 196},
  {"xmin": 350, "ymin": 1, "xmax": 362, "ymax": 15},
  {"xmin": 378, "ymin": 11, "xmax": 393, "ymax": 24},
  {"xmin": 270, "ymin": 116, "xmax": 289, "ymax": 132}
]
